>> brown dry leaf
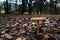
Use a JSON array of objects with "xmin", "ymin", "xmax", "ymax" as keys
[
  {"xmin": 44, "ymin": 34, "xmax": 49, "ymax": 39},
  {"xmin": 16, "ymin": 37, "xmax": 22, "ymax": 40},
  {"xmin": 4, "ymin": 33, "xmax": 13, "ymax": 39}
]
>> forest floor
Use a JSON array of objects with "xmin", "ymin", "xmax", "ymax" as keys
[
  {"xmin": 0, "ymin": 14, "xmax": 60, "ymax": 18},
  {"xmin": 0, "ymin": 14, "xmax": 60, "ymax": 40}
]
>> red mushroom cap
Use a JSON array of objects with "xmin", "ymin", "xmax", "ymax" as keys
[{"xmin": 30, "ymin": 17, "xmax": 46, "ymax": 21}]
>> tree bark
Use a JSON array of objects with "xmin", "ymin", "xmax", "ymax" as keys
[
  {"xmin": 22, "ymin": 0, "xmax": 26, "ymax": 14},
  {"xmin": 55, "ymin": 0, "xmax": 57, "ymax": 14},
  {"xmin": 5, "ymin": 0, "xmax": 9, "ymax": 14},
  {"xmin": 28, "ymin": 0, "xmax": 32, "ymax": 14}
]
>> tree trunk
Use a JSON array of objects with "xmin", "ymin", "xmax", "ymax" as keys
[
  {"xmin": 28, "ymin": 0, "xmax": 32, "ymax": 14},
  {"xmin": 39, "ymin": 0, "xmax": 43, "ymax": 13},
  {"xmin": 5, "ymin": 0, "xmax": 8, "ymax": 14},
  {"xmin": 55, "ymin": 0, "xmax": 57, "ymax": 14},
  {"xmin": 22, "ymin": 0, "xmax": 26, "ymax": 14},
  {"xmin": 0, "ymin": 7, "xmax": 1, "ymax": 14},
  {"xmin": 35, "ymin": 0, "xmax": 39, "ymax": 14}
]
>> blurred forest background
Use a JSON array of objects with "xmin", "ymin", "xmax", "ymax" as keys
[{"xmin": 0, "ymin": 0, "xmax": 60, "ymax": 14}]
